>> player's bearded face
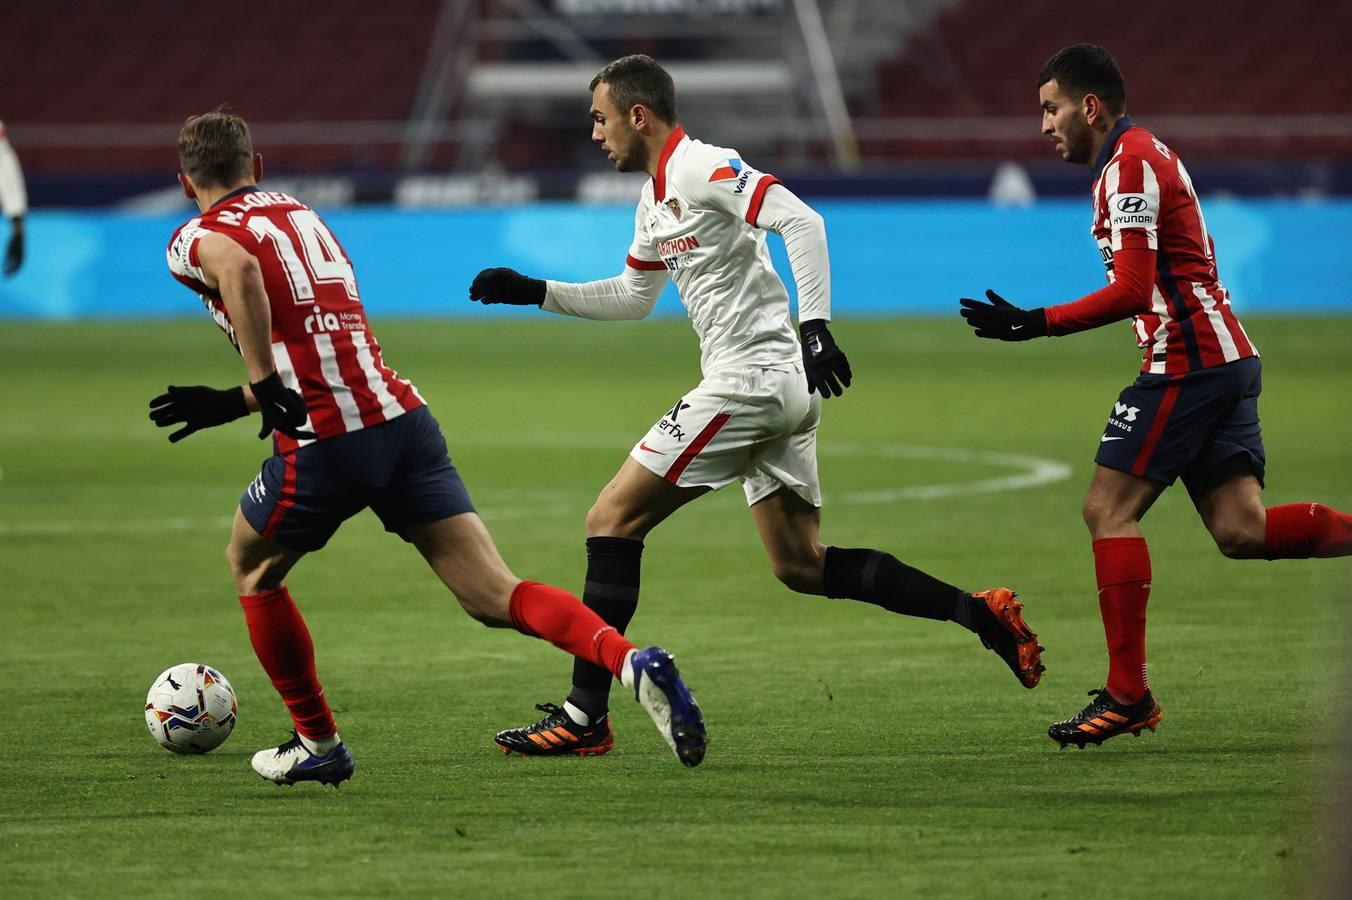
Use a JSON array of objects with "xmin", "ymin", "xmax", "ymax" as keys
[
  {"xmin": 1039, "ymin": 80, "xmax": 1093, "ymax": 165},
  {"xmin": 608, "ymin": 121, "xmax": 646, "ymax": 172}
]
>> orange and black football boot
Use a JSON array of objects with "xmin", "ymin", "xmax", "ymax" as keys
[
  {"xmin": 1048, "ymin": 688, "xmax": 1163, "ymax": 748},
  {"xmin": 495, "ymin": 702, "xmax": 614, "ymax": 757},
  {"xmin": 971, "ymin": 588, "xmax": 1045, "ymax": 689}
]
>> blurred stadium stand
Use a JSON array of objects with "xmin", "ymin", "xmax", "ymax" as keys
[{"xmin": 2, "ymin": 0, "xmax": 1350, "ymax": 205}]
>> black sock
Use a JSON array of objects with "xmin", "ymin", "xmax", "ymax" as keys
[
  {"xmin": 566, "ymin": 537, "xmax": 643, "ymax": 720},
  {"xmin": 822, "ymin": 546, "xmax": 975, "ymax": 630}
]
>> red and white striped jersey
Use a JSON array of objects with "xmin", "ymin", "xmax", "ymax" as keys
[
  {"xmin": 1090, "ymin": 118, "xmax": 1257, "ymax": 374},
  {"xmin": 167, "ymin": 187, "xmax": 423, "ymax": 448}
]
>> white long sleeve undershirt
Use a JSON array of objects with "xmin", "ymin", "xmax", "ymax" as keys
[
  {"xmin": 754, "ymin": 184, "xmax": 831, "ymax": 323},
  {"xmin": 542, "ymin": 265, "xmax": 669, "ymax": 320}
]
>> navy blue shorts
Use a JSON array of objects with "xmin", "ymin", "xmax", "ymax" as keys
[
  {"xmin": 240, "ymin": 406, "xmax": 475, "ymax": 552},
  {"xmin": 1094, "ymin": 357, "xmax": 1266, "ymax": 497}
]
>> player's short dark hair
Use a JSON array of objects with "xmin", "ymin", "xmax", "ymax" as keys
[
  {"xmin": 1036, "ymin": 44, "xmax": 1126, "ymax": 116},
  {"xmin": 178, "ymin": 110, "xmax": 254, "ymax": 188},
  {"xmin": 589, "ymin": 54, "xmax": 677, "ymax": 124}
]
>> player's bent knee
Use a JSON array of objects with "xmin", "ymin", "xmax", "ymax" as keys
[
  {"xmin": 1082, "ymin": 496, "xmax": 1136, "ymax": 540},
  {"xmin": 455, "ymin": 595, "xmax": 498, "ymax": 626},
  {"xmin": 1081, "ymin": 497, "xmax": 1106, "ymax": 534},
  {"xmin": 226, "ymin": 540, "xmax": 289, "ymax": 595},
  {"xmin": 769, "ymin": 557, "xmax": 822, "ymax": 595},
  {"xmin": 224, "ymin": 542, "xmax": 255, "ymax": 592},
  {"xmin": 585, "ymin": 500, "xmax": 644, "ymax": 540},
  {"xmin": 446, "ymin": 578, "xmax": 515, "ymax": 628},
  {"xmin": 1211, "ymin": 526, "xmax": 1265, "ymax": 560}
]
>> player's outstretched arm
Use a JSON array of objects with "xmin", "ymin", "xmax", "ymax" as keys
[
  {"xmin": 189, "ymin": 232, "xmax": 313, "ymax": 441},
  {"xmin": 470, "ymin": 265, "xmax": 667, "ymax": 321},
  {"xmin": 959, "ymin": 290, "xmax": 1048, "ymax": 341},
  {"xmin": 960, "ymin": 246, "xmax": 1155, "ymax": 341}
]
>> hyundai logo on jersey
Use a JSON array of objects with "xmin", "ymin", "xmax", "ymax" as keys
[
  {"xmin": 1117, "ymin": 196, "xmax": 1147, "ymax": 213},
  {"xmin": 708, "ymin": 159, "xmax": 743, "ymax": 182}
]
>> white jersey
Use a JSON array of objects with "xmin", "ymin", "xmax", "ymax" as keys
[
  {"xmin": 541, "ymin": 127, "xmax": 835, "ymax": 509},
  {"xmin": 0, "ymin": 120, "xmax": 27, "ymax": 219},
  {"xmin": 544, "ymin": 127, "xmax": 831, "ymax": 376}
]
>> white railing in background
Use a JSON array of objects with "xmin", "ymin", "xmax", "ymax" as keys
[{"xmin": 18, "ymin": 116, "xmax": 1352, "ymax": 150}]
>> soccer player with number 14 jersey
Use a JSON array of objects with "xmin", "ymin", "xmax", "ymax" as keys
[
  {"xmin": 154, "ymin": 111, "xmax": 708, "ymax": 783},
  {"xmin": 960, "ymin": 45, "xmax": 1352, "ymax": 747}
]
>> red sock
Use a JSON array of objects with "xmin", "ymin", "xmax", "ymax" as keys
[
  {"xmin": 239, "ymin": 587, "xmax": 336, "ymax": 740},
  {"xmin": 1264, "ymin": 503, "xmax": 1352, "ymax": 559},
  {"xmin": 508, "ymin": 581, "xmax": 637, "ymax": 678},
  {"xmin": 1093, "ymin": 537, "xmax": 1152, "ymax": 703}
]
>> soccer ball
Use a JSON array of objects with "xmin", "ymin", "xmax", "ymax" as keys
[{"xmin": 144, "ymin": 663, "xmax": 238, "ymax": 754}]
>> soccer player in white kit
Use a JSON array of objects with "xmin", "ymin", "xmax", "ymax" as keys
[{"xmin": 471, "ymin": 55, "xmax": 1045, "ymax": 757}]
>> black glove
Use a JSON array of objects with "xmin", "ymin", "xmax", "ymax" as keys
[
  {"xmin": 149, "ymin": 384, "xmax": 249, "ymax": 443},
  {"xmin": 250, "ymin": 372, "xmax": 315, "ymax": 440},
  {"xmin": 959, "ymin": 290, "xmax": 1047, "ymax": 341},
  {"xmin": 468, "ymin": 267, "xmax": 546, "ymax": 306},
  {"xmin": 3, "ymin": 227, "xmax": 22, "ymax": 277},
  {"xmin": 800, "ymin": 319, "xmax": 852, "ymax": 399}
]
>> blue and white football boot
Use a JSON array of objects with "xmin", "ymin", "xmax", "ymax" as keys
[
  {"xmin": 621, "ymin": 647, "xmax": 707, "ymax": 767},
  {"xmin": 251, "ymin": 732, "xmax": 355, "ymax": 787}
]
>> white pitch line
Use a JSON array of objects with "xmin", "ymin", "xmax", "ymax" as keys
[
  {"xmin": 0, "ymin": 443, "xmax": 1072, "ymax": 537},
  {"xmin": 821, "ymin": 442, "xmax": 1074, "ymax": 504}
]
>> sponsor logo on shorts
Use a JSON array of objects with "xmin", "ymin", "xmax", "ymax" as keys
[
  {"xmin": 247, "ymin": 473, "xmax": 269, "ymax": 504},
  {"xmin": 656, "ymin": 399, "xmax": 692, "ymax": 441},
  {"xmin": 1106, "ymin": 402, "xmax": 1141, "ymax": 434}
]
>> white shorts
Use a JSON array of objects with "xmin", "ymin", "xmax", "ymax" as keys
[{"xmin": 628, "ymin": 366, "xmax": 822, "ymax": 507}]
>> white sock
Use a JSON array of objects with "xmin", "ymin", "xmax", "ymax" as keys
[
  {"xmin": 618, "ymin": 649, "xmax": 638, "ymax": 694},
  {"xmin": 299, "ymin": 732, "xmax": 341, "ymax": 755},
  {"xmin": 562, "ymin": 701, "xmax": 591, "ymax": 727}
]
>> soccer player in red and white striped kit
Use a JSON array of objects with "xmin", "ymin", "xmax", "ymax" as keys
[
  {"xmin": 154, "ymin": 111, "xmax": 707, "ymax": 784},
  {"xmin": 960, "ymin": 45, "xmax": 1352, "ymax": 747}
]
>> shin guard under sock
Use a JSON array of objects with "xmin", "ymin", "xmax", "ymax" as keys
[
  {"xmin": 508, "ymin": 581, "xmax": 637, "ymax": 680},
  {"xmin": 238, "ymin": 587, "xmax": 337, "ymax": 741},
  {"xmin": 567, "ymin": 537, "xmax": 643, "ymax": 720},
  {"xmin": 1093, "ymin": 537, "xmax": 1152, "ymax": 703},
  {"xmin": 1264, "ymin": 503, "xmax": 1352, "ymax": 559},
  {"xmin": 823, "ymin": 547, "xmax": 972, "ymax": 626}
]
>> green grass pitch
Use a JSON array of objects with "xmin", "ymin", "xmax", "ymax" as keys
[{"xmin": 1, "ymin": 316, "xmax": 1349, "ymax": 898}]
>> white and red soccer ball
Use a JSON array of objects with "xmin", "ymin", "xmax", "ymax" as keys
[{"xmin": 144, "ymin": 663, "xmax": 237, "ymax": 754}]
